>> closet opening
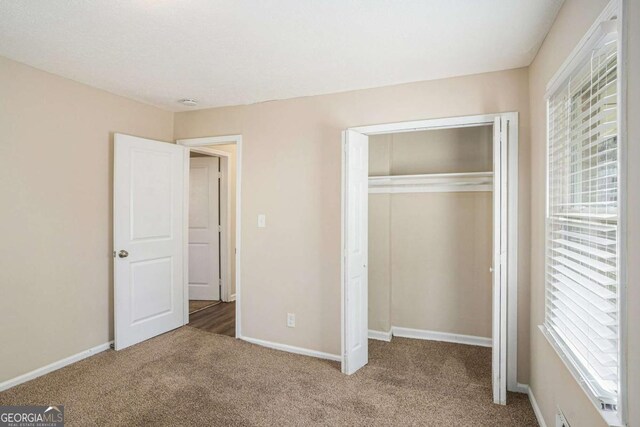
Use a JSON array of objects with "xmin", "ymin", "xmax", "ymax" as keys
[{"xmin": 341, "ymin": 113, "xmax": 518, "ymax": 405}]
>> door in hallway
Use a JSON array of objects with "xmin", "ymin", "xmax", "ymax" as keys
[{"xmin": 189, "ymin": 156, "xmax": 221, "ymax": 300}]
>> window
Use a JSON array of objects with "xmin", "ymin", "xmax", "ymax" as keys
[{"xmin": 544, "ymin": 4, "xmax": 621, "ymax": 416}]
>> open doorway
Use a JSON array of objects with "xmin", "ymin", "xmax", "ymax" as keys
[
  {"xmin": 187, "ymin": 151, "xmax": 222, "ymax": 315},
  {"xmin": 178, "ymin": 135, "xmax": 242, "ymax": 338},
  {"xmin": 341, "ymin": 114, "xmax": 518, "ymax": 405},
  {"xmin": 113, "ymin": 133, "xmax": 242, "ymax": 350}
]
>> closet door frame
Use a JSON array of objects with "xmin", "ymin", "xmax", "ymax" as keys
[{"xmin": 341, "ymin": 112, "xmax": 520, "ymax": 403}]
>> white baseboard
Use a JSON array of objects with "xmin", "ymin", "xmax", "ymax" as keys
[
  {"xmin": 239, "ymin": 336, "xmax": 341, "ymax": 362},
  {"xmin": 513, "ymin": 382, "xmax": 530, "ymax": 394},
  {"xmin": 0, "ymin": 341, "xmax": 113, "ymax": 392},
  {"xmin": 527, "ymin": 385, "xmax": 547, "ymax": 427},
  {"xmin": 228, "ymin": 293, "xmax": 236, "ymax": 302},
  {"xmin": 391, "ymin": 326, "xmax": 492, "ymax": 348},
  {"xmin": 368, "ymin": 329, "xmax": 393, "ymax": 342}
]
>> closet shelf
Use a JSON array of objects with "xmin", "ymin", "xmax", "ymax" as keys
[{"xmin": 368, "ymin": 171, "xmax": 493, "ymax": 194}]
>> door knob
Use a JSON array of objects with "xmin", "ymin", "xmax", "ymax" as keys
[{"xmin": 118, "ymin": 250, "xmax": 129, "ymax": 258}]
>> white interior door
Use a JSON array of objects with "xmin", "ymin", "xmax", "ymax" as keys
[
  {"xmin": 343, "ymin": 130, "xmax": 369, "ymax": 375},
  {"xmin": 188, "ymin": 157, "xmax": 220, "ymax": 301},
  {"xmin": 492, "ymin": 118, "xmax": 508, "ymax": 404},
  {"xmin": 114, "ymin": 134, "xmax": 186, "ymax": 350}
]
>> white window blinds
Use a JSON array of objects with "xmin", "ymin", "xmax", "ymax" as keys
[{"xmin": 545, "ymin": 23, "xmax": 619, "ymax": 408}]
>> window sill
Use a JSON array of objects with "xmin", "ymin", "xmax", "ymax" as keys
[{"xmin": 538, "ymin": 325, "xmax": 624, "ymax": 427}]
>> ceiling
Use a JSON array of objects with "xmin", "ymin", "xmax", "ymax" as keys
[{"xmin": 0, "ymin": 1, "xmax": 563, "ymax": 112}]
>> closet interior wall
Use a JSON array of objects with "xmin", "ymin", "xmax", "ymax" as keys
[{"xmin": 368, "ymin": 126, "xmax": 494, "ymax": 338}]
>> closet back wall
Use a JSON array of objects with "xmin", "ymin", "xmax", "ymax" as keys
[{"xmin": 369, "ymin": 128, "xmax": 493, "ymax": 338}]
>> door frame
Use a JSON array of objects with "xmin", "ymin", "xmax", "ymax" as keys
[
  {"xmin": 189, "ymin": 149, "xmax": 229, "ymax": 302},
  {"xmin": 341, "ymin": 113, "xmax": 519, "ymax": 400},
  {"xmin": 177, "ymin": 135, "xmax": 243, "ymax": 338}
]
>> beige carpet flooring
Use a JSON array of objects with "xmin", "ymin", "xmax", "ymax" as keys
[{"xmin": 0, "ymin": 327, "xmax": 537, "ymax": 426}]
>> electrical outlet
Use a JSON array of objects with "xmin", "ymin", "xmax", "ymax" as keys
[
  {"xmin": 257, "ymin": 214, "xmax": 266, "ymax": 228},
  {"xmin": 287, "ymin": 313, "xmax": 295, "ymax": 327}
]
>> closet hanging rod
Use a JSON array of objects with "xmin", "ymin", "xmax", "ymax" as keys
[{"xmin": 368, "ymin": 171, "xmax": 493, "ymax": 194}]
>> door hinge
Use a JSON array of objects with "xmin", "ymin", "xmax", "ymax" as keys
[
  {"xmin": 218, "ymin": 225, "xmax": 222, "ymax": 232},
  {"xmin": 218, "ymin": 172, "xmax": 222, "ymax": 179}
]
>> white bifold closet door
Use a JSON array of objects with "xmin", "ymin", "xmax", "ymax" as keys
[
  {"xmin": 343, "ymin": 130, "xmax": 369, "ymax": 375},
  {"xmin": 188, "ymin": 157, "xmax": 221, "ymax": 301},
  {"xmin": 492, "ymin": 117, "xmax": 508, "ymax": 405},
  {"xmin": 343, "ymin": 115, "xmax": 513, "ymax": 405},
  {"xmin": 113, "ymin": 134, "xmax": 186, "ymax": 350}
]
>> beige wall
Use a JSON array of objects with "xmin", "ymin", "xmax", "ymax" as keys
[
  {"xmin": 368, "ymin": 193, "xmax": 392, "ymax": 333},
  {"xmin": 369, "ymin": 128, "xmax": 493, "ymax": 176},
  {"xmin": 0, "ymin": 56, "xmax": 174, "ymax": 382},
  {"xmin": 526, "ymin": 0, "xmax": 638, "ymax": 426},
  {"xmin": 368, "ymin": 136, "xmax": 392, "ymax": 332},
  {"xmin": 387, "ymin": 127, "xmax": 493, "ymax": 175},
  {"xmin": 391, "ymin": 192, "xmax": 492, "ymax": 337},
  {"xmin": 174, "ymin": 67, "xmax": 531, "ymax": 382},
  {"xmin": 368, "ymin": 134, "xmax": 392, "ymax": 176},
  {"xmin": 368, "ymin": 129, "xmax": 493, "ymax": 338}
]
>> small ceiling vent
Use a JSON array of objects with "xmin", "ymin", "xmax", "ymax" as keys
[{"xmin": 179, "ymin": 98, "xmax": 198, "ymax": 107}]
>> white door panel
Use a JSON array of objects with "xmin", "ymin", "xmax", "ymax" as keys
[
  {"xmin": 130, "ymin": 257, "xmax": 173, "ymax": 323},
  {"xmin": 114, "ymin": 134, "xmax": 186, "ymax": 351},
  {"xmin": 188, "ymin": 157, "xmax": 220, "ymax": 301},
  {"xmin": 130, "ymin": 150, "xmax": 173, "ymax": 239},
  {"xmin": 344, "ymin": 130, "xmax": 368, "ymax": 375}
]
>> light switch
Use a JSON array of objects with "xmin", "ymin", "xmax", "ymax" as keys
[{"xmin": 258, "ymin": 214, "xmax": 266, "ymax": 228}]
